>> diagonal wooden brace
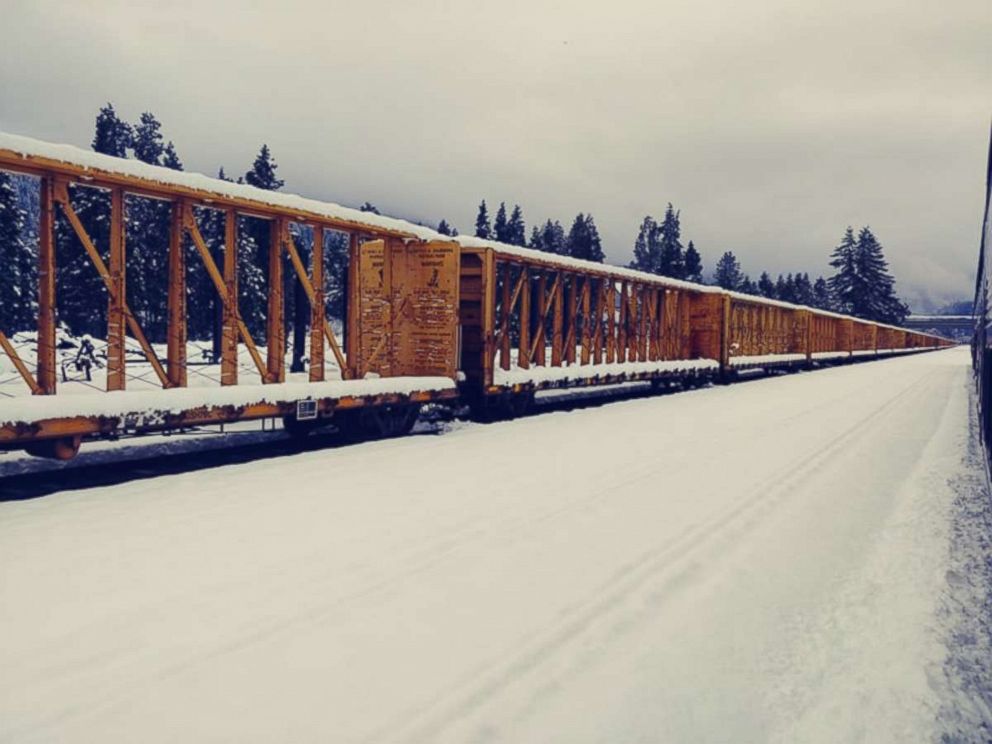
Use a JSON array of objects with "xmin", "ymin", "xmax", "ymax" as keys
[
  {"xmin": 181, "ymin": 203, "xmax": 268, "ymax": 379},
  {"xmin": 52, "ymin": 178, "xmax": 170, "ymax": 388},
  {"xmin": 0, "ymin": 331, "xmax": 42, "ymax": 394}
]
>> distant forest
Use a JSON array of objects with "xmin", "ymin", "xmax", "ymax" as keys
[{"xmin": 0, "ymin": 103, "xmax": 911, "ymax": 351}]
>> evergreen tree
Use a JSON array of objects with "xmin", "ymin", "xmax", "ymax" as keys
[
  {"xmin": 132, "ymin": 112, "xmax": 165, "ymax": 165},
  {"xmin": 792, "ymin": 272, "xmax": 814, "ymax": 306},
  {"xmin": 0, "ymin": 171, "xmax": 30, "ymax": 332},
  {"xmin": 492, "ymin": 202, "xmax": 509, "ymax": 243},
  {"xmin": 359, "ymin": 201, "xmax": 379, "ymax": 214},
  {"xmin": 812, "ymin": 276, "xmax": 833, "ymax": 310},
  {"xmin": 162, "ymin": 142, "xmax": 183, "ymax": 171},
  {"xmin": 739, "ymin": 275, "xmax": 757, "ymax": 295},
  {"xmin": 657, "ymin": 204, "xmax": 684, "ymax": 279},
  {"xmin": 507, "ymin": 205, "xmax": 526, "ymax": 246},
  {"xmin": 244, "ymin": 145, "xmax": 285, "ymax": 191},
  {"xmin": 630, "ymin": 215, "xmax": 659, "ymax": 273},
  {"xmin": 437, "ymin": 219, "xmax": 453, "ymax": 236},
  {"xmin": 565, "ymin": 213, "xmax": 604, "ymax": 262},
  {"xmin": 777, "ymin": 273, "xmax": 796, "ymax": 303},
  {"xmin": 757, "ymin": 271, "xmax": 776, "ymax": 298},
  {"xmin": 828, "ymin": 227, "xmax": 858, "ymax": 313},
  {"xmin": 683, "ymin": 241, "xmax": 703, "ymax": 283},
  {"xmin": 528, "ymin": 225, "xmax": 543, "ymax": 250},
  {"xmin": 92, "ymin": 103, "xmax": 132, "ymax": 157},
  {"xmin": 540, "ymin": 220, "xmax": 567, "ymax": 255},
  {"xmin": 852, "ymin": 227, "xmax": 909, "ymax": 324},
  {"xmin": 714, "ymin": 251, "xmax": 743, "ymax": 290},
  {"xmin": 474, "ymin": 200, "xmax": 491, "ymax": 239}
]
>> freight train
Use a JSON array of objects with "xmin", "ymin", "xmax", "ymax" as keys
[{"xmin": 0, "ymin": 131, "xmax": 953, "ymax": 459}]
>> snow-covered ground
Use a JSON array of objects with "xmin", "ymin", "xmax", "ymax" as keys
[{"xmin": 1, "ymin": 347, "xmax": 989, "ymax": 743}]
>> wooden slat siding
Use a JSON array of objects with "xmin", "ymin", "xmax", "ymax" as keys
[
  {"xmin": 282, "ymin": 226, "xmax": 349, "ymax": 377},
  {"xmin": 266, "ymin": 218, "xmax": 285, "ymax": 383},
  {"xmin": 534, "ymin": 273, "xmax": 547, "ymax": 366},
  {"xmin": 183, "ymin": 204, "xmax": 267, "ymax": 381},
  {"xmin": 580, "ymin": 277, "xmax": 591, "ymax": 365},
  {"xmin": 652, "ymin": 288, "xmax": 663, "ymax": 361},
  {"xmin": 106, "ymin": 188, "xmax": 126, "ymax": 391},
  {"xmin": 617, "ymin": 281, "xmax": 627, "ymax": 363},
  {"xmin": 309, "ymin": 226, "xmax": 325, "ymax": 381},
  {"xmin": 565, "ymin": 275, "xmax": 578, "ymax": 365},
  {"xmin": 37, "ymin": 175, "xmax": 56, "ymax": 394},
  {"xmin": 551, "ymin": 269, "xmax": 564, "ymax": 367},
  {"xmin": 720, "ymin": 294, "xmax": 731, "ymax": 368},
  {"xmin": 519, "ymin": 267, "xmax": 531, "ymax": 370},
  {"xmin": 638, "ymin": 285, "xmax": 648, "ymax": 361},
  {"xmin": 52, "ymin": 179, "xmax": 169, "ymax": 388},
  {"xmin": 0, "ymin": 331, "xmax": 41, "ymax": 394},
  {"xmin": 222, "ymin": 209, "xmax": 239, "ymax": 384},
  {"xmin": 606, "ymin": 280, "xmax": 616, "ymax": 363},
  {"xmin": 167, "ymin": 201, "xmax": 187, "ymax": 387}
]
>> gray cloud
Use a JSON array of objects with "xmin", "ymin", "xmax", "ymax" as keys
[{"xmin": 1, "ymin": 0, "xmax": 988, "ymax": 309}]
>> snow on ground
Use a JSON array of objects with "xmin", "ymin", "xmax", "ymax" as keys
[{"xmin": 0, "ymin": 347, "xmax": 989, "ymax": 743}]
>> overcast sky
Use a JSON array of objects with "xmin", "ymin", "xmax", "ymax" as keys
[{"xmin": 1, "ymin": 0, "xmax": 988, "ymax": 309}]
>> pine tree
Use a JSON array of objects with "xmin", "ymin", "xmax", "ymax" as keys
[
  {"xmin": 92, "ymin": 103, "xmax": 132, "ymax": 157},
  {"xmin": 492, "ymin": 202, "xmax": 509, "ymax": 243},
  {"xmin": 630, "ymin": 215, "xmax": 659, "ymax": 273},
  {"xmin": 132, "ymin": 113, "xmax": 165, "ymax": 165},
  {"xmin": 657, "ymin": 204, "xmax": 684, "ymax": 279},
  {"xmin": 474, "ymin": 200, "xmax": 491, "ymax": 239},
  {"xmin": 852, "ymin": 227, "xmax": 909, "ymax": 324},
  {"xmin": 244, "ymin": 145, "xmax": 285, "ymax": 191},
  {"xmin": 828, "ymin": 227, "xmax": 858, "ymax": 313},
  {"xmin": 776, "ymin": 274, "xmax": 796, "ymax": 303},
  {"xmin": 540, "ymin": 220, "xmax": 567, "ymax": 255},
  {"xmin": 566, "ymin": 213, "xmax": 604, "ymax": 262},
  {"xmin": 683, "ymin": 241, "xmax": 703, "ymax": 283},
  {"xmin": 792, "ymin": 272, "xmax": 814, "ymax": 306},
  {"xmin": 714, "ymin": 251, "xmax": 743, "ymax": 290},
  {"xmin": 812, "ymin": 276, "xmax": 833, "ymax": 310},
  {"xmin": 437, "ymin": 219, "xmax": 453, "ymax": 236},
  {"xmin": 739, "ymin": 275, "xmax": 757, "ymax": 295},
  {"xmin": 507, "ymin": 205, "xmax": 526, "ymax": 246},
  {"xmin": 528, "ymin": 225, "xmax": 543, "ymax": 250},
  {"xmin": 757, "ymin": 271, "xmax": 776, "ymax": 298},
  {"xmin": 359, "ymin": 201, "xmax": 379, "ymax": 214},
  {"xmin": 162, "ymin": 142, "xmax": 183, "ymax": 171}
]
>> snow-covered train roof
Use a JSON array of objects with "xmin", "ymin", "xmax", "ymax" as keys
[{"xmin": 0, "ymin": 130, "xmax": 940, "ymax": 338}]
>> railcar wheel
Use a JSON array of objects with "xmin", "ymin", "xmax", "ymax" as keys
[{"xmin": 24, "ymin": 435, "xmax": 82, "ymax": 460}]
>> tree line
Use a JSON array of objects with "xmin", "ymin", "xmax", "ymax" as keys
[{"xmin": 439, "ymin": 198, "xmax": 908, "ymax": 325}]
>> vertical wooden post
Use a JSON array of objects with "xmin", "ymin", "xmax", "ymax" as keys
[
  {"xmin": 534, "ymin": 273, "xmax": 547, "ymax": 367},
  {"xmin": 310, "ymin": 225, "xmax": 325, "ymax": 381},
  {"xmin": 36, "ymin": 176, "xmax": 56, "ymax": 395},
  {"xmin": 593, "ymin": 280, "xmax": 604, "ymax": 365},
  {"xmin": 106, "ymin": 188, "xmax": 126, "ymax": 391},
  {"xmin": 518, "ymin": 268, "xmax": 530, "ymax": 370},
  {"xmin": 481, "ymin": 248, "xmax": 496, "ymax": 387},
  {"xmin": 266, "ymin": 219, "xmax": 285, "ymax": 383},
  {"xmin": 500, "ymin": 263, "xmax": 511, "ymax": 370},
  {"xmin": 221, "ymin": 208, "xmax": 238, "ymax": 386},
  {"xmin": 552, "ymin": 271, "xmax": 563, "ymax": 367},
  {"xmin": 566, "ymin": 276, "xmax": 578, "ymax": 365},
  {"xmin": 637, "ymin": 286, "xmax": 647, "ymax": 361},
  {"xmin": 166, "ymin": 201, "xmax": 187, "ymax": 387},
  {"xmin": 617, "ymin": 282, "xmax": 628, "ymax": 363},
  {"xmin": 606, "ymin": 281, "xmax": 616, "ymax": 363},
  {"xmin": 580, "ymin": 278, "xmax": 591, "ymax": 365}
]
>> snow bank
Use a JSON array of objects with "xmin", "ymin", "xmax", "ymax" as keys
[
  {"xmin": 493, "ymin": 358, "xmax": 719, "ymax": 386},
  {"xmin": 0, "ymin": 376, "xmax": 454, "ymax": 426},
  {"xmin": 729, "ymin": 353, "xmax": 807, "ymax": 367}
]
